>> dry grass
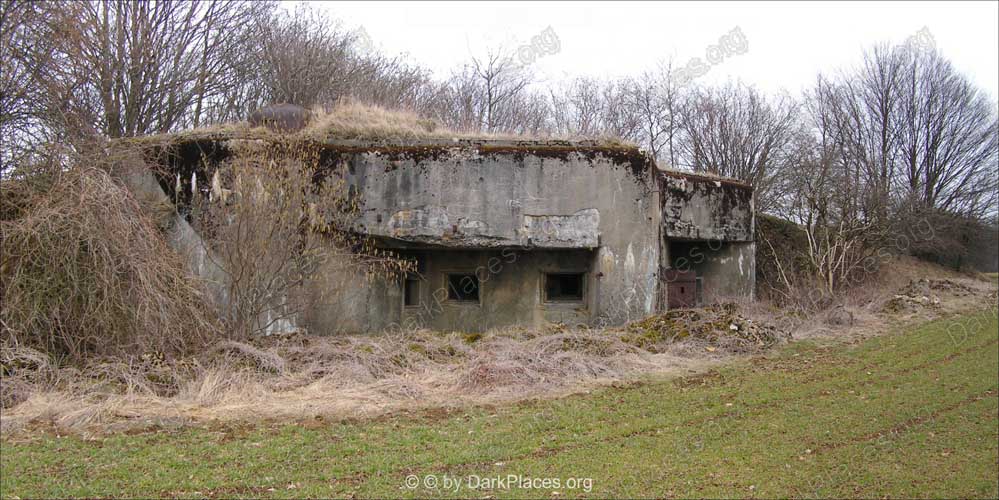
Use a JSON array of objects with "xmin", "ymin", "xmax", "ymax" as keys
[
  {"xmin": 305, "ymin": 100, "xmax": 455, "ymax": 141},
  {"xmin": 3, "ymin": 243, "xmax": 994, "ymax": 436},
  {"xmin": 787, "ymin": 255, "xmax": 996, "ymax": 342},
  {"xmin": 126, "ymin": 100, "xmax": 637, "ymax": 147},
  {"xmin": 0, "ymin": 318, "xmax": 755, "ymax": 435}
]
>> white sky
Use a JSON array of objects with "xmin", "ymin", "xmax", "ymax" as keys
[{"xmin": 310, "ymin": 1, "xmax": 999, "ymax": 100}]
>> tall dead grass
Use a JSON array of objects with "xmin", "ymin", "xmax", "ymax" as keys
[
  {"xmin": 131, "ymin": 99, "xmax": 637, "ymax": 147},
  {"xmin": 0, "ymin": 306, "xmax": 791, "ymax": 434},
  {"xmin": 0, "ymin": 328, "xmax": 700, "ymax": 433},
  {"xmin": 0, "ymin": 166, "xmax": 220, "ymax": 360},
  {"xmin": 5, "ymin": 265, "xmax": 994, "ymax": 435},
  {"xmin": 305, "ymin": 100, "xmax": 449, "ymax": 141}
]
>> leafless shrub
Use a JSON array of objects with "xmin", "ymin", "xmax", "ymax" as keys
[
  {"xmin": 0, "ymin": 344, "xmax": 55, "ymax": 408},
  {"xmin": 893, "ymin": 203, "xmax": 998, "ymax": 272},
  {"xmin": 253, "ymin": 4, "xmax": 360, "ymax": 109},
  {"xmin": 192, "ymin": 137, "xmax": 411, "ymax": 337},
  {"xmin": 549, "ymin": 77, "xmax": 636, "ymax": 140},
  {"xmin": 0, "ymin": 164, "xmax": 220, "ymax": 360}
]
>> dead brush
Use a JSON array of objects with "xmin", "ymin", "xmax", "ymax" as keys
[
  {"xmin": 0, "ymin": 344, "xmax": 57, "ymax": 408},
  {"xmin": 454, "ymin": 331, "xmax": 657, "ymax": 394},
  {"xmin": 0, "ymin": 325, "xmax": 713, "ymax": 433},
  {"xmin": 79, "ymin": 355, "xmax": 196, "ymax": 398},
  {"xmin": 1, "ymin": 311, "xmax": 788, "ymax": 433},
  {"xmin": 0, "ymin": 166, "xmax": 221, "ymax": 360},
  {"xmin": 208, "ymin": 340, "xmax": 287, "ymax": 374},
  {"xmin": 263, "ymin": 330, "xmax": 473, "ymax": 386}
]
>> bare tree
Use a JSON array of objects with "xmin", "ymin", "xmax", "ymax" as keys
[
  {"xmin": 433, "ymin": 48, "xmax": 534, "ymax": 133},
  {"xmin": 69, "ymin": 1, "xmax": 271, "ymax": 137},
  {"xmin": 799, "ymin": 46, "xmax": 997, "ymax": 242},
  {"xmin": 0, "ymin": 1, "xmax": 61, "ymax": 170},
  {"xmin": 894, "ymin": 49, "xmax": 998, "ymax": 219},
  {"xmin": 187, "ymin": 1, "xmax": 276, "ymax": 127},
  {"xmin": 680, "ymin": 81, "xmax": 799, "ymax": 211},
  {"xmin": 471, "ymin": 48, "xmax": 534, "ymax": 133},
  {"xmin": 773, "ymin": 42, "xmax": 999, "ymax": 285},
  {"xmin": 625, "ymin": 63, "xmax": 687, "ymax": 167},
  {"xmin": 0, "ymin": 0, "xmax": 272, "ymax": 151},
  {"xmin": 807, "ymin": 46, "xmax": 909, "ymax": 223}
]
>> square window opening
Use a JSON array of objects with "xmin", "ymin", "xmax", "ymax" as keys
[
  {"xmin": 544, "ymin": 273, "xmax": 585, "ymax": 302},
  {"xmin": 446, "ymin": 273, "xmax": 480, "ymax": 302}
]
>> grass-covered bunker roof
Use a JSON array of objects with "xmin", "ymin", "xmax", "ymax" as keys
[{"xmin": 121, "ymin": 102, "xmax": 751, "ymax": 209}]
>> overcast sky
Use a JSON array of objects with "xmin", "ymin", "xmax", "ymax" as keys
[{"xmin": 311, "ymin": 1, "xmax": 999, "ymax": 99}]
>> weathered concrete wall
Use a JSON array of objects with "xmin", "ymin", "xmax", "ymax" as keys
[
  {"xmin": 657, "ymin": 172, "xmax": 756, "ymax": 307},
  {"xmin": 344, "ymin": 143, "xmax": 652, "ymax": 249},
  {"xmin": 667, "ymin": 240, "xmax": 756, "ymax": 303},
  {"xmin": 395, "ymin": 249, "xmax": 595, "ymax": 332},
  {"xmin": 659, "ymin": 172, "xmax": 754, "ymax": 242},
  {"xmin": 699, "ymin": 242, "xmax": 755, "ymax": 301},
  {"xmin": 143, "ymin": 135, "xmax": 761, "ymax": 332},
  {"xmin": 303, "ymin": 249, "xmax": 601, "ymax": 334},
  {"xmin": 299, "ymin": 258, "xmax": 400, "ymax": 334},
  {"xmin": 322, "ymin": 141, "xmax": 660, "ymax": 330}
]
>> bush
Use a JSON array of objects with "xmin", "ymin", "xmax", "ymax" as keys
[
  {"xmin": 754, "ymin": 214, "xmax": 814, "ymax": 305},
  {"xmin": 1, "ymin": 165, "xmax": 220, "ymax": 361},
  {"xmin": 893, "ymin": 205, "xmax": 999, "ymax": 273}
]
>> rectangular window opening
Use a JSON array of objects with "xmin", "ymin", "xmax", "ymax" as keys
[
  {"xmin": 544, "ymin": 273, "xmax": 585, "ymax": 302},
  {"xmin": 446, "ymin": 273, "xmax": 480, "ymax": 302},
  {"xmin": 403, "ymin": 277, "xmax": 420, "ymax": 307}
]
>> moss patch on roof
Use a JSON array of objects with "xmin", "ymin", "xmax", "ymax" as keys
[{"xmin": 658, "ymin": 168, "xmax": 752, "ymax": 190}]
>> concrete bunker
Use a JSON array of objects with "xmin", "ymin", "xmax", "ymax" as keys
[
  {"xmin": 382, "ymin": 247, "xmax": 598, "ymax": 332},
  {"xmin": 658, "ymin": 172, "xmax": 756, "ymax": 307},
  {"xmin": 136, "ymin": 132, "xmax": 756, "ymax": 334}
]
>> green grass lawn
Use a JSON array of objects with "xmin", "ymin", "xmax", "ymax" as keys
[{"xmin": 3, "ymin": 310, "xmax": 998, "ymax": 498}]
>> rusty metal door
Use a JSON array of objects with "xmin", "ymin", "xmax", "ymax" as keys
[{"xmin": 664, "ymin": 269, "xmax": 697, "ymax": 309}]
